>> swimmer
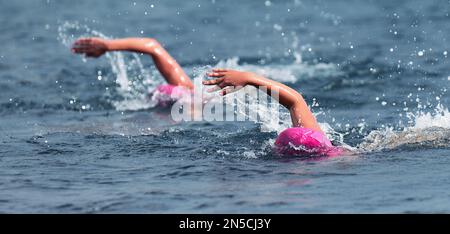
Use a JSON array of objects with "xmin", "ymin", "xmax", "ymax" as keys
[
  {"xmin": 203, "ymin": 69, "xmax": 339, "ymax": 155},
  {"xmin": 72, "ymin": 37, "xmax": 338, "ymax": 156},
  {"xmin": 72, "ymin": 37, "xmax": 201, "ymax": 108}
]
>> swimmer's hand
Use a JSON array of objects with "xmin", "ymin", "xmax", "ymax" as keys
[
  {"xmin": 203, "ymin": 69, "xmax": 255, "ymax": 95},
  {"xmin": 71, "ymin": 38, "xmax": 109, "ymax": 58}
]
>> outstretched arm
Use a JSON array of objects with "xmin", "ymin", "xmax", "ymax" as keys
[
  {"xmin": 71, "ymin": 37, "xmax": 193, "ymax": 89},
  {"xmin": 203, "ymin": 69, "xmax": 323, "ymax": 133}
]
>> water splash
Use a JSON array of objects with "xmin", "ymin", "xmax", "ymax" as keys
[
  {"xmin": 359, "ymin": 104, "xmax": 450, "ymax": 152},
  {"xmin": 191, "ymin": 66, "xmax": 292, "ymax": 134}
]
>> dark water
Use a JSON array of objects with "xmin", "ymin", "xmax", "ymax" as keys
[{"xmin": 1, "ymin": 0, "xmax": 450, "ymax": 213}]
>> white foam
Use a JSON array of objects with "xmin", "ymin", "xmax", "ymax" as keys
[
  {"xmin": 243, "ymin": 151, "xmax": 258, "ymax": 159},
  {"xmin": 408, "ymin": 104, "xmax": 450, "ymax": 129},
  {"xmin": 359, "ymin": 104, "xmax": 450, "ymax": 152}
]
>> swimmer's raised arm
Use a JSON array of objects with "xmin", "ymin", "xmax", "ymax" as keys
[
  {"xmin": 71, "ymin": 37, "xmax": 193, "ymax": 89},
  {"xmin": 203, "ymin": 69, "xmax": 323, "ymax": 133}
]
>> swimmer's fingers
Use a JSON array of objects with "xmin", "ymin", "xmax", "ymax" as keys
[
  {"xmin": 72, "ymin": 38, "xmax": 104, "ymax": 49},
  {"xmin": 74, "ymin": 37, "xmax": 104, "ymax": 45},
  {"xmin": 206, "ymin": 72, "xmax": 225, "ymax": 78},
  {"xmin": 206, "ymin": 68, "xmax": 230, "ymax": 78},
  {"xmin": 72, "ymin": 46, "xmax": 92, "ymax": 53},
  {"xmin": 72, "ymin": 46, "xmax": 97, "ymax": 55},
  {"xmin": 71, "ymin": 47, "xmax": 102, "ymax": 57},
  {"xmin": 72, "ymin": 38, "xmax": 94, "ymax": 48},
  {"xmin": 74, "ymin": 38, "xmax": 92, "ymax": 44},
  {"xmin": 72, "ymin": 38, "xmax": 107, "ymax": 57},
  {"xmin": 203, "ymin": 77, "xmax": 224, "ymax": 85},
  {"xmin": 72, "ymin": 39, "xmax": 95, "ymax": 53},
  {"xmin": 220, "ymin": 86, "xmax": 242, "ymax": 96},
  {"xmin": 212, "ymin": 68, "xmax": 228, "ymax": 72}
]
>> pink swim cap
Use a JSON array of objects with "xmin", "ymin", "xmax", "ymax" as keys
[
  {"xmin": 275, "ymin": 127, "xmax": 340, "ymax": 156},
  {"xmin": 149, "ymin": 84, "xmax": 192, "ymax": 107}
]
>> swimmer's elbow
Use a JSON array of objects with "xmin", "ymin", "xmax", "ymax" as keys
[
  {"xmin": 142, "ymin": 38, "xmax": 160, "ymax": 47},
  {"xmin": 136, "ymin": 38, "xmax": 163, "ymax": 55},
  {"xmin": 286, "ymin": 94, "xmax": 304, "ymax": 110}
]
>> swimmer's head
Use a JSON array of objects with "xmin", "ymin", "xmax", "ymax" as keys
[{"xmin": 275, "ymin": 127, "xmax": 336, "ymax": 156}]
